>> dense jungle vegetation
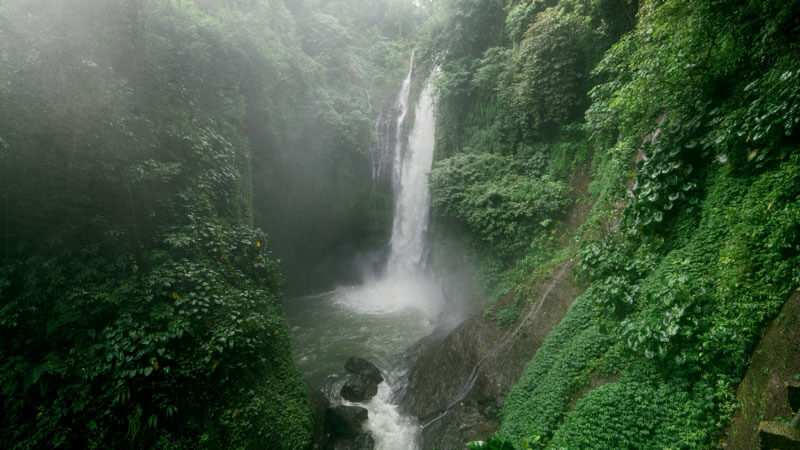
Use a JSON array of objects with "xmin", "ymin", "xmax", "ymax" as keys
[
  {"xmin": 0, "ymin": 0, "xmax": 418, "ymax": 447},
  {"xmin": 421, "ymin": 0, "xmax": 800, "ymax": 447},
  {"xmin": 2, "ymin": 0, "xmax": 799, "ymax": 448}
]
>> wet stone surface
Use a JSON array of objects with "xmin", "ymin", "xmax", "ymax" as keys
[{"xmin": 340, "ymin": 357, "xmax": 383, "ymax": 402}]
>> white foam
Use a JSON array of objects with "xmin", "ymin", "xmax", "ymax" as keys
[
  {"xmin": 330, "ymin": 272, "xmax": 444, "ymax": 318},
  {"xmin": 363, "ymin": 382, "xmax": 421, "ymax": 450}
]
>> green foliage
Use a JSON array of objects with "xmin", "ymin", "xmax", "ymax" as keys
[
  {"xmin": 430, "ymin": 153, "xmax": 570, "ymax": 260},
  {"xmin": 467, "ymin": 434, "xmax": 519, "ymax": 449},
  {"xmin": 423, "ymin": 0, "xmax": 636, "ymax": 313},
  {"xmin": 1, "ymin": 223, "xmax": 312, "ymax": 448},
  {"xmin": 499, "ymin": 293, "xmax": 611, "ymax": 444},
  {"xmin": 0, "ymin": 0, "xmax": 420, "ymax": 447},
  {"xmin": 548, "ymin": 376, "xmax": 717, "ymax": 448},
  {"xmin": 455, "ymin": 0, "xmax": 800, "ymax": 446},
  {"xmin": 489, "ymin": 289, "xmax": 526, "ymax": 329},
  {"xmin": 503, "ymin": 8, "xmax": 589, "ymax": 136},
  {"xmin": 629, "ymin": 132, "xmax": 702, "ymax": 234},
  {"xmin": 422, "ymin": 0, "xmax": 509, "ymax": 60}
]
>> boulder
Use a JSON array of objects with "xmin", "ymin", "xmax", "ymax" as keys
[
  {"xmin": 340, "ymin": 375, "xmax": 380, "ymax": 402},
  {"xmin": 758, "ymin": 421, "xmax": 800, "ymax": 449},
  {"xmin": 325, "ymin": 404, "xmax": 368, "ymax": 439},
  {"xmin": 340, "ymin": 357, "xmax": 383, "ymax": 402},
  {"xmin": 344, "ymin": 357, "xmax": 383, "ymax": 384}
]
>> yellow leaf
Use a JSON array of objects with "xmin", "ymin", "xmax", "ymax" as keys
[
  {"xmin": 172, "ymin": 291, "xmax": 180, "ymax": 300},
  {"xmin": 256, "ymin": 241, "xmax": 261, "ymax": 248},
  {"xmin": 153, "ymin": 360, "xmax": 159, "ymax": 371}
]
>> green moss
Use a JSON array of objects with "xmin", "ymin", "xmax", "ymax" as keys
[
  {"xmin": 497, "ymin": 157, "xmax": 799, "ymax": 448},
  {"xmin": 499, "ymin": 292, "xmax": 611, "ymax": 443}
]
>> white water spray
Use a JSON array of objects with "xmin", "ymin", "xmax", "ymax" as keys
[
  {"xmin": 387, "ymin": 80, "xmax": 436, "ymax": 276},
  {"xmin": 391, "ymin": 53, "xmax": 415, "ymax": 190},
  {"xmin": 364, "ymin": 382, "xmax": 421, "ymax": 449}
]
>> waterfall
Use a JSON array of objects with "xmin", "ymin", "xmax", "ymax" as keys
[
  {"xmin": 387, "ymin": 66, "xmax": 436, "ymax": 276},
  {"xmin": 368, "ymin": 53, "xmax": 436, "ymax": 278},
  {"xmin": 360, "ymin": 74, "xmax": 439, "ymax": 449},
  {"xmin": 392, "ymin": 53, "xmax": 414, "ymax": 190},
  {"xmin": 371, "ymin": 52, "xmax": 413, "ymax": 185},
  {"xmin": 298, "ymin": 60, "xmax": 439, "ymax": 450}
]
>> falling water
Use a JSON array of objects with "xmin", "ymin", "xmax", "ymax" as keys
[
  {"xmin": 287, "ymin": 57, "xmax": 441, "ymax": 450},
  {"xmin": 387, "ymin": 78, "xmax": 436, "ymax": 276},
  {"xmin": 358, "ymin": 65, "xmax": 440, "ymax": 450},
  {"xmin": 371, "ymin": 52, "xmax": 414, "ymax": 185}
]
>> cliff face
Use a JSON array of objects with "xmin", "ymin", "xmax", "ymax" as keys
[
  {"xmin": 725, "ymin": 291, "xmax": 800, "ymax": 448},
  {"xmin": 396, "ymin": 167, "xmax": 594, "ymax": 449},
  {"xmin": 397, "ymin": 261, "xmax": 582, "ymax": 449}
]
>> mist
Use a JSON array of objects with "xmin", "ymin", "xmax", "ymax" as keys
[
  {"xmin": 5, "ymin": 0, "xmax": 799, "ymax": 448},
  {"xmin": 0, "ymin": 0, "xmax": 441, "ymax": 448}
]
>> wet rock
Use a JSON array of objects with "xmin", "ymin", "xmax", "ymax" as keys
[
  {"xmin": 395, "ymin": 261, "xmax": 581, "ymax": 449},
  {"xmin": 330, "ymin": 433, "xmax": 375, "ymax": 450},
  {"xmin": 340, "ymin": 375, "xmax": 379, "ymax": 402},
  {"xmin": 325, "ymin": 404, "xmax": 368, "ymax": 439},
  {"xmin": 307, "ymin": 384, "xmax": 331, "ymax": 449},
  {"xmin": 340, "ymin": 357, "xmax": 383, "ymax": 402},
  {"xmin": 345, "ymin": 357, "xmax": 383, "ymax": 384},
  {"xmin": 419, "ymin": 402, "xmax": 499, "ymax": 450}
]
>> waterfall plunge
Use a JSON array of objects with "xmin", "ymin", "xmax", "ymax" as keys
[
  {"xmin": 353, "ymin": 58, "xmax": 443, "ymax": 318},
  {"xmin": 387, "ymin": 70, "xmax": 436, "ymax": 276},
  {"xmin": 312, "ymin": 59, "xmax": 441, "ymax": 450},
  {"xmin": 350, "ymin": 60, "xmax": 440, "ymax": 450}
]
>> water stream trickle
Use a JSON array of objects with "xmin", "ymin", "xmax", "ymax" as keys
[{"xmin": 287, "ymin": 57, "xmax": 440, "ymax": 450}]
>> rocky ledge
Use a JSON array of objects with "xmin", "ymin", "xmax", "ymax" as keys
[{"xmin": 395, "ymin": 261, "xmax": 582, "ymax": 449}]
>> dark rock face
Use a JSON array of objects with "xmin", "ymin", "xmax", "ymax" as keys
[
  {"xmin": 725, "ymin": 291, "xmax": 800, "ymax": 449},
  {"xmin": 308, "ymin": 384, "xmax": 332, "ymax": 449},
  {"xmin": 340, "ymin": 376, "xmax": 379, "ymax": 402},
  {"xmin": 345, "ymin": 357, "xmax": 383, "ymax": 383},
  {"xmin": 788, "ymin": 381, "xmax": 800, "ymax": 412},
  {"xmin": 330, "ymin": 433, "xmax": 375, "ymax": 450},
  {"xmin": 396, "ymin": 261, "xmax": 582, "ymax": 449},
  {"xmin": 340, "ymin": 357, "xmax": 383, "ymax": 402},
  {"xmin": 325, "ymin": 405, "xmax": 368, "ymax": 439}
]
